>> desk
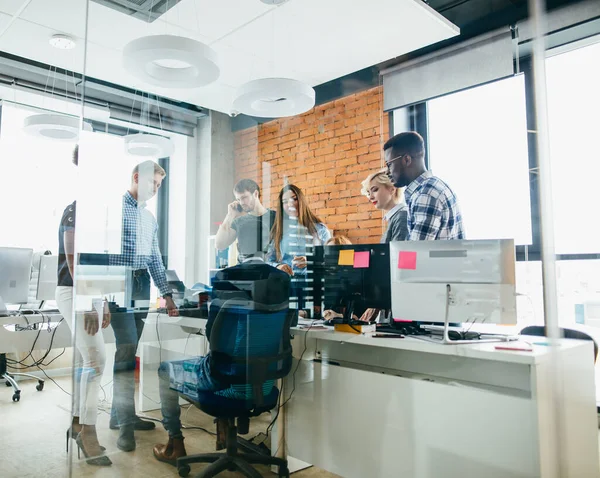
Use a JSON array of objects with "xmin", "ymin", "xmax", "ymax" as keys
[{"xmin": 275, "ymin": 328, "xmax": 600, "ymax": 478}]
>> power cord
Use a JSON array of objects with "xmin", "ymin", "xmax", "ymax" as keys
[{"xmin": 265, "ymin": 319, "xmax": 315, "ymax": 440}]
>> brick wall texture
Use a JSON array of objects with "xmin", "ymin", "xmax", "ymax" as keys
[{"xmin": 234, "ymin": 86, "xmax": 389, "ymax": 244}]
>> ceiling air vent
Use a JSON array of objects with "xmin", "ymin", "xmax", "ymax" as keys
[{"xmin": 91, "ymin": 0, "xmax": 183, "ymax": 23}]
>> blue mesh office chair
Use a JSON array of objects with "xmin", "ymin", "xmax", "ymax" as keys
[{"xmin": 176, "ymin": 296, "xmax": 294, "ymax": 478}]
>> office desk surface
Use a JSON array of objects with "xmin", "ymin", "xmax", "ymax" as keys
[
  {"xmin": 282, "ymin": 327, "xmax": 600, "ymax": 478},
  {"xmin": 290, "ymin": 326, "xmax": 591, "ymax": 365}
]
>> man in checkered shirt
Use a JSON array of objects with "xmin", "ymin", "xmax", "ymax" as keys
[
  {"xmin": 384, "ymin": 132, "xmax": 464, "ymax": 241},
  {"xmin": 109, "ymin": 160, "xmax": 178, "ymax": 452}
]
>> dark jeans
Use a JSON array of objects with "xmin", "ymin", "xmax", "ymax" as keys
[
  {"xmin": 158, "ymin": 357, "xmax": 220, "ymax": 439},
  {"xmin": 110, "ymin": 270, "xmax": 150, "ymax": 428}
]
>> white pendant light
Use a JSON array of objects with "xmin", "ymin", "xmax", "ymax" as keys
[
  {"xmin": 123, "ymin": 35, "xmax": 219, "ymax": 88},
  {"xmin": 232, "ymin": 78, "xmax": 315, "ymax": 118},
  {"xmin": 124, "ymin": 133, "xmax": 174, "ymax": 158},
  {"xmin": 23, "ymin": 114, "xmax": 92, "ymax": 141}
]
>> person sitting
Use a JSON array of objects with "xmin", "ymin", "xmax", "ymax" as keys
[{"xmin": 152, "ymin": 262, "xmax": 290, "ymax": 467}]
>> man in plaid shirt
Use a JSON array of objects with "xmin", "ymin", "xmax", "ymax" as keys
[
  {"xmin": 384, "ymin": 132, "xmax": 464, "ymax": 241},
  {"xmin": 110, "ymin": 160, "xmax": 178, "ymax": 452}
]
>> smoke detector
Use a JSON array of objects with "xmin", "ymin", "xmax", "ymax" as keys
[
  {"xmin": 49, "ymin": 34, "xmax": 76, "ymax": 50},
  {"xmin": 260, "ymin": 0, "xmax": 288, "ymax": 5}
]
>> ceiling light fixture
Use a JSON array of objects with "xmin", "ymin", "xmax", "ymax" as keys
[
  {"xmin": 49, "ymin": 34, "xmax": 76, "ymax": 50},
  {"xmin": 260, "ymin": 0, "xmax": 289, "ymax": 5},
  {"xmin": 124, "ymin": 133, "xmax": 174, "ymax": 158},
  {"xmin": 123, "ymin": 35, "xmax": 220, "ymax": 88},
  {"xmin": 232, "ymin": 78, "xmax": 315, "ymax": 118},
  {"xmin": 23, "ymin": 114, "xmax": 92, "ymax": 141}
]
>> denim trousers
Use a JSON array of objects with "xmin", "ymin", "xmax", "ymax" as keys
[
  {"xmin": 158, "ymin": 356, "xmax": 221, "ymax": 439},
  {"xmin": 110, "ymin": 270, "xmax": 149, "ymax": 427}
]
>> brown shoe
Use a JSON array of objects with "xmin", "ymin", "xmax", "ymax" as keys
[{"xmin": 153, "ymin": 437, "xmax": 187, "ymax": 467}]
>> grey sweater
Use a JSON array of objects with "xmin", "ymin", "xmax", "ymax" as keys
[{"xmin": 381, "ymin": 205, "xmax": 409, "ymax": 243}]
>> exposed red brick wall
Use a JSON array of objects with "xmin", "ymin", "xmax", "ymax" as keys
[{"xmin": 234, "ymin": 86, "xmax": 389, "ymax": 244}]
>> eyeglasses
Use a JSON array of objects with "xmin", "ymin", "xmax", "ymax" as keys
[{"xmin": 385, "ymin": 153, "xmax": 406, "ymax": 170}]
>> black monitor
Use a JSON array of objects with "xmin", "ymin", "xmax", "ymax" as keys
[{"xmin": 310, "ymin": 243, "xmax": 391, "ymax": 322}]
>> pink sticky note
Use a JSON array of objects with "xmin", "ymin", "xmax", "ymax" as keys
[
  {"xmin": 398, "ymin": 251, "xmax": 417, "ymax": 270},
  {"xmin": 353, "ymin": 251, "xmax": 370, "ymax": 269}
]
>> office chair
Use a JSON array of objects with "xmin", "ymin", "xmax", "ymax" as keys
[
  {"xmin": 520, "ymin": 325, "xmax": 598, "ymax": 362},
  {"xmin": 520, "ymin": 325, "xmax": 600, "ymax": 415},
  {"xmin": 176, "ymin": 299, "xmax": 294, "ymax": 478}
]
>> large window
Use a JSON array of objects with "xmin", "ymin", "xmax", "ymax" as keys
[
  {"xmin": 0, "ymin": 103, "xmax": 157, "ymax": 256},
  {"xmin": 427, "ymin": 76, "xmax": 532, "ymax": 245},
  {"xmin": 546, "ymin": 38, "xmax": 600, "ymax": 255},
  {"xmin": 0, "ymin": 103, "xmax": 77, "ymax": 253}
]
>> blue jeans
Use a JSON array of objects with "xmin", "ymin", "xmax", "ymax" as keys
[
  {"xmin": 110, "ymin": 270, "xmax": 149, "ymax": 427},
  {"xmin": 158, "ymin": 357, "xmax": 221, "ymax": 438}
]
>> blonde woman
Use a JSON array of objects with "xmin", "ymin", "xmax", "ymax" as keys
[{"xmin": 361, "ymin": 170, "xmax": 408, "ymax": 243}]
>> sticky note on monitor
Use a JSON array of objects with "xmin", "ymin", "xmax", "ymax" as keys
[
  {"xmin": 338, "ymin": 249, "xmax": 355, "ymax": 266},
  {"xmin": 353, "ymin": 251, "xmax": 370, "ymax": 269},
  {"xmin": 398, "ymin": 251, "xmax": 417, "ymax": 270}
]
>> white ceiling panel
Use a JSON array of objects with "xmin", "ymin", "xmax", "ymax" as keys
[
  {"xmin": 216, "ymin": 0, "xmax": 459, "ymax": 86},
  {"xmin": 0, "ymin": 17, "xmax": 85, "ymax": 71},
  {"xmin": 0, "ymin": 0, "xmax": 459, "ymax": 115},
  {"xmin": 160, "ymin": 0, "xmax": 272, "ymax": 41},
  {"xmin": 0, "ymin": 0, "xmax": 30, "ymax": 17}
]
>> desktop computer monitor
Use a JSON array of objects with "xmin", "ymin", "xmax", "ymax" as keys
[
  {"xmin": 0, "ymin": 247, "xmax": 33, "ymax": 308},
  {"xmin": 37, "ymin": 255, "xmax": 59, "ymax": 301},
  {"xmin": 311, "ymin": 244, "xmax": 391, "ymax": 321},
  {"xmin": 389, "ymin": 239, "xmax": 517, "ymax": 326}
]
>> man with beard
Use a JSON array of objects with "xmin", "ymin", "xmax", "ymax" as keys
[
  {"xmin": 215, "ymin": 179, "xmax": 276, "ymax": 262},
  {"xmin": 384, "ymin": 132, "xmax": 465, "ymax": 241}
]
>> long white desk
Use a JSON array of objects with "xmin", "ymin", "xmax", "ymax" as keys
[{"xmin": 275, "ymin": 328, "xmax": 600, "ymax": 478}]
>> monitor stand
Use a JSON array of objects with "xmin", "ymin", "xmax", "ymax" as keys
[
  {"xmin": 0, "ymin": 296, "xmax": 7, "ymax": 317},
  {"xmin": 415, "ymin": 284, "xmax": 513, "ymax": 345}
]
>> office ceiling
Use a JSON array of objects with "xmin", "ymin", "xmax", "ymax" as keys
[{"xmin": 0, "ymin": 0, "xmax": 458, "ymax": 115}]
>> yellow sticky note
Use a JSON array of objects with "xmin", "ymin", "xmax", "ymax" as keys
[{"xmin": 338, "ymin": 249, "xmax": 355, "ymax": 266}]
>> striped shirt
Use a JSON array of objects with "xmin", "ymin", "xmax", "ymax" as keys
[
  {"xmin": 109, "ymin": 191, "xmax": 170, "ymax": 295},
  {"xmin": 404, "ymin": 171, "xmax": 465, "ymax": 241}
]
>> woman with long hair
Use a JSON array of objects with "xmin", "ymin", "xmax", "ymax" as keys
[
  {"xmin": 361, "ymin": 170, "xmax": 408, "ymax": 243},
  {"xmin": 267, "ymin": 184, "xmax": 331, "ymax": 311}
]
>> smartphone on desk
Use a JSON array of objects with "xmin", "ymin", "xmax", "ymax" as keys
[{"xmin": 372, "ymin": 333, "xmax": 404, "ymax": 338}]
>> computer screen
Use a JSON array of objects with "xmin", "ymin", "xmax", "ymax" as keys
[
  {"xmin": 389, "ymin": 239, "xmax": 517, "ymax": 325},
  {"xmin": 0, "ymin": 247, "xmax": 33, "ymax": 305},
  {"xmin": 37, "ymin": 255, "xmax": 59, "ymax": 301},
  {"xmin": 311, "ymin": 244, "xmax": 391, "ymax": 319}
]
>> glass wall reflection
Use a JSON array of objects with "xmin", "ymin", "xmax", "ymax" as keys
[{"xmin": 2, "ymin": 0, "xmax": 600, "ymax": 477}]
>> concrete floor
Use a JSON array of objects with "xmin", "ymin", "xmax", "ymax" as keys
[{"xmin": 0, "ymin": 377, "xmax": 338, "ymax": 478}]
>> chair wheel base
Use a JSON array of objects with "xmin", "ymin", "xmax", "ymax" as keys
[
  {"xmin": 178, "ymin": 464, "xmax": 190, "ymax": 477},
  {"xmin": 12, "ymin": 392, "xmax": 20, "ymax": 402},
  {"xmin": 279, "ymin": 466, "xmax": 290, "ymax": 478}
]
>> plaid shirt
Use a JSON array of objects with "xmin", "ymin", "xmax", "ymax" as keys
[
  {"xmin": 404, "ymin": 171, "xmax": 465, "ymax": 241},
  {"xmin": 109, "ymin": 191, "xmax": 170, "ymax": 296}
]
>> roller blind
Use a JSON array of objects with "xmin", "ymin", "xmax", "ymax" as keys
[{"xmin": 382, "ymin": 29, "xmax": 515, "ymax": 111}]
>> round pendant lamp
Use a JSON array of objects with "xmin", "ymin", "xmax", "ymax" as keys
[
  {"xmin": 232, "ymin": 78, "xmax": 315, "ymax": 118},
  {"xmin": 123, "ymin": 35, "xmax": 220, "ymax": 88},
  {"xmin": 124, "ymin": 133, "xmax": 175, "ymax": 158},
  {"xmin": 23, "ymin": 114, "xmax": 92, "ymax": 141}
]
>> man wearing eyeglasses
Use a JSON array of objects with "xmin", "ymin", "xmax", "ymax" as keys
[{"xmin": 383, "ymin": 132, "xmax": 464, "ymax": 241}]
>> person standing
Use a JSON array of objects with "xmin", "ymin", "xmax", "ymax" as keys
[
  {"xmin": 361, "ymin": 170, "xmax": 408, "ymax": 243},
  {"xmin": 384, "ymin": 132, "xmax": 465, "ymax": 241},
  {"xmin": 266, "ymin": 184, "xmax": 330, "ymax": 313},
  {"xmin": 215, "ymin": 179, "xmax": 276, "ymax": 263},
  {"xmin": 109, "ymin": 160, "xmax": 178, "ymax": 452},
  {"xmin": 56, "ymin": 145, "xmax": 112, "ymax": 466}
]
